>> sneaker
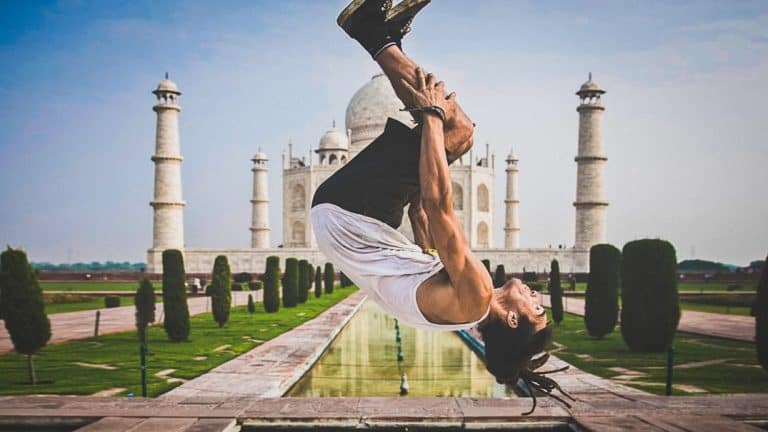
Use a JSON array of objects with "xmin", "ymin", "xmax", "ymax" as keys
[
  {"xmin": 386, "ymin": 0, "xmax": 431, "ymax": 45},
  {"xmin": 337, "ymin": 0, "xmax": 396, "ymax": 59}
]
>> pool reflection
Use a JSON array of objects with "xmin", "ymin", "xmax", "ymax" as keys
[{"xmin": 286, "ymin": 300, "xmax": 514, "ymax": 397}]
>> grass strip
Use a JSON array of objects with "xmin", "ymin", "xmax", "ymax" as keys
[
  {"xmin": 550, "ymin": 311, "xmax": 767, "ymax": 395},
  {"xmin": 0, "ymin": 286, "xmax": 356, "ymax": 397}
]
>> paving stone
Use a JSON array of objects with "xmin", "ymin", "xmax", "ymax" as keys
[
  {"xmin": 574, "ymin": 415, "xmax": 669, "ymax": 431},
  {"xmin": 74, "ymin": 417, "xmax": 145, "ymax": 432},
  {"xmin": 181, "ymin": 418, "xmax": 238, "ymax": 432},
  {"xmin": 456, "ymin": 397, "xmax": 570, "ymax": 420},
  {"xmin": 126, "ymin": 417, "xmax": 197, "ymax": 432}
]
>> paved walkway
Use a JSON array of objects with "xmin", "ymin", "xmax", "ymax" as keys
[
  {"xmin": 541, "ymin": 294, "xmax": 754, "ymax": 342},
  {"xmin": 0, "ymin": 291, "xmax": 257, "ymax": 355}
]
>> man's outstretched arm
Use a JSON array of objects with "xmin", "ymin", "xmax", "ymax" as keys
[
  {"xmin": 408, "ymin": 193, "xmax": 434, "ymax": 251},
  {"xmin": 401, "ymin": 68, "xmax": 492, "ymax": 321}
]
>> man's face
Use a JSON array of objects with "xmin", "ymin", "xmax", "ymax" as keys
[{"xmin": 495, "ymin": 278, "xmax": 548, "ymax": 332}]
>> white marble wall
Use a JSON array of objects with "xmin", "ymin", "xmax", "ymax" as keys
[
  {"xmin": 574, "ymin": 100, "xmax": 608, "ymax": 251},
  {"xmin": 250, "ymin": 156, "xmax": 270, "ymax": 248},
  {"xmin": 150, "ymin": 99, "xmax": 185, "ymax": 253}
]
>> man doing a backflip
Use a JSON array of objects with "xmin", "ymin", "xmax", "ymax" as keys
[{"xmin": 310, "ymin": 0, "xmax": 572, "ymax": 413}]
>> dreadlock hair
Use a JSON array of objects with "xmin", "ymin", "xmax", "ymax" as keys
[{"xmin": 477, "ymin": 314, "xmax": 574, "ymax": 415}]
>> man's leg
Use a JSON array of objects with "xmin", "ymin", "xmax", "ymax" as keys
[{"xmin": 376, "ymin": 45, "xmax": 474, "ymax": 163}]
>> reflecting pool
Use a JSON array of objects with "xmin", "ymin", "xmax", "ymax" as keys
[{"xmin": 286, "ymin": 300, "xmax": 515, "ymax": 397}]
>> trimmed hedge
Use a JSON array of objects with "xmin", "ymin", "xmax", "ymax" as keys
[
  {"xmin": 0, "ymin": 247, "xmax": 51, "ymax": 385},
  {"xmin": 755, "ymin": 255, "xmax": 768, "ymax": 370},
  {"xmin": 522, "ymin": 271, "xmax": 538, "ymax": 282},
  {"xmin": 135, "ymin": 277, "xmax": 156, "ymax": 346},
  {"xmin": 104, "ymin": 295, "xmax": 121, "ymax": 308},
  {"xmin": 210, "ymin": 255, "xmax": 232, "ymax": 328},
  {"xmin": 248, "ymin": 280, "xmax": 263, "ymax": 291},
  {"xmin": 231, "ymin": 282, "xmax": 244, "ymax": 291},
  {"xmin": 549, "ymin": 259, "xmax": 563, "ymax": 324},
  {"xmin": 584, "ymin": 244, "xmax": 621, "ymax": 338},
  {"xmin": 162, "ymin": 249, "xmax": 190, "ymax": 342},
  {"xmin": 247, "ymin": 294, "xmax": 255, "ymax": 314},
  {"xmin": 262, "ymin": 256, "xmax": 280, "ymax": 313},
  {"xmin": 283, "ymin": 258, "xmax": 299, "ymax": 308},
  {"xmin": 620, "ymin": 239, "xmax": 680, "ymax": 352},
  {"xmin": 493, "ymin": 264, "xmax": 507, "ymax": 288},
  {"xmin": 324, "ymin": 263, "xmax": 335, "ymax": 294},
  {"xmin": 314, "ymin": 266, "xmax": 322, "ymax": 298},
  {"xmin": 340, "ymin": 272, "xmax": 353, "ymax": 288},
  {"xmin": 233, "ymin": 272, "xmax": 252, "ymax": 283},
  {"xmin": 298, "ymin": 259, "xmax": 309, "ymax": 303}
]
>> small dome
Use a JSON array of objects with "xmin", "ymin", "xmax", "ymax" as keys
[
  {"xmin": 576, "ymin": 74, "xmax": 605, "ymax": 95},
  {"xmin": 345, "ymin": 74, "xmax": 413, "ymax": 151},
  {"xmin": 318, "ymin": 127, "xmax": 349, "ymax": 151},
  {"xmin": 155, "ymin": 78, "xmax": 181, "ymax": 94},
  {"xmin": 252, "ymin": 151, "xmax": 268, "ymax": 161}
]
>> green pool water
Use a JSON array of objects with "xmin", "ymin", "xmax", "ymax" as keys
[{"xmin": 286, "ymin": 300, "xmax": 515, "ymax": 397}]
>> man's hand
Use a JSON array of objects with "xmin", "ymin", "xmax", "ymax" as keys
[{"xmin": 401, "ymin": 67, "xmax": 456, "ymax": 113}]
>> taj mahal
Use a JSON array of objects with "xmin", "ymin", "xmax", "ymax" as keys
[{"xmin": 146, "ymin": 72, "xmax": 608, "ymax": 274}]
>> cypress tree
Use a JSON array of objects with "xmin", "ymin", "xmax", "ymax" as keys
[
  {"xmin": 549, "ymin": 259, "xmax": 563, "ymax": 324},
  {"xmin": 210, "ymin": 255, "xmax": 232, "ymax": 328},
  {"xmin": 135, "ymin": 277, "xmax": 156, "ymax": 346},
  {"xmin": 247, "ymin": 294, "xmax": 255, "ymax": 314},
  {"xmin": 340, "ymin": 272, "xmax": 353, "ymax": 288},
  {"xmin": 0, "ymin": 247, "xmax": 51, "ymax": 385},
  {"xmin": 754, "ymin": 255, "xmax": 768, "ymax": 370},
  {"xmin": 263, "ymin": 256, "xmax": 280, "ymax": 313},
  {"xmin": 621, "ymin": 239, "xmax": 680, "ymax": 352},
  {"xmin": 161, "ymin": 249, "xmax": 190, "ymax": 342},
  {"xmin": 324, "ymin": 263, "xmax": 335, "ymax": 294},
  {"xmin": 298, "ymin": 259, "xmax": 309, "ymax": 303},
  {"xmin": 283, "ymin": 258, "xmax": 299, "ymax": 307},
  {"xmin": 481, "ymin": 259, "xmax": 492, "ymax": 279},
  {"xmin": 493, "ymin": 264, "xmax": 507, "ymax": 288},
  {"xmin": 584, "ymin": 244, "xmax": 621, "ymax": 338},
  {"xmin": 314, "ymin": 266, "xmax": 323, "ymax": 298}
]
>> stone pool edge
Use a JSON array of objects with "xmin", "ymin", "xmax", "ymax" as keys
[{"xmin": 161, "ymin": 290, "xmax": 367, "ymax": 400}]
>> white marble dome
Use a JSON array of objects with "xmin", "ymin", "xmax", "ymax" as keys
[
  {"xmin": 345, "ymin": 73, "xmax": 413, "ymax": 153},
  {"xmin": 318, "ymin": 127, "xmax": 349, "ymax": 150},
  {"xmin": 577, "ymin": 78, "xmax": 604, "ymax": 95},
  {"xmin": 155, "ymin": 78, "xmax": 180, "ymax": 94}
]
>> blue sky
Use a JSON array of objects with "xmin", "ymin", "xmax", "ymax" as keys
[{"xmin": 1, "ymin": 0, "xmax": 766, "ymax": 265}]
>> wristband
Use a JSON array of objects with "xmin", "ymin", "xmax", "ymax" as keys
[{"xmin": 400, "ymin": 105, "xmax": 446, "ymax": 122}]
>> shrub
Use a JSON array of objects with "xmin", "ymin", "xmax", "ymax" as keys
[
  {"xmin": 340, "ymin": 272, "xmax": 353, "ymax": 288},
  {"xmin": 263, "ymin": 256, "xmax": 280, "ymax": 313},
  {"xmin": 314, "ymin": 266, "xmax": 323, "ymax": 298},
  {"xmin": 248, "ymin": 280, "xmax": 263, "ymax": 291},
  {"xmin": 135, "ymin": 277, "xmax": 156, "ymax": 346},
  {"xmin": 298, "ymin": 259, "xmax": 309, "ymax": 303},
  {"xmin": 0, "ymin": 247, "xmax": 51, "ymax": 384},
  {"xmin": 493, "ymin": 265, "xmax": 507, "ymax": 288},
  {"xmin": 233, "ymin": 272, "xmax": 252, "ymax": 283},
  {"xmin": 481, "ymin": 259, "xmax": 491, "ymax": 279},
  {"xmin": 231, "ymin": 282, "xmax": 244, "ymax": 291},
  {"xmin": 324, "ymin": 263, "xmax": 335, "ymax": 294},
  {"xmin": 104, "ymin": 295, "xmax": 121, "ymax": 308},
  {"xmin": 204, "ymin": 285, "xmax": 213, "ymax": 296},
  {"xmin": 210, "ymin": 255, "xmax": 232, "ymax": 328},
  {"xmin": 522, "ymin": 271, "xmax": 537, "ymax": 282},
  {"xmin": 247, "ymin": 294, "xmax": 255, "ymax": 314},
  {"xmin": 584, "ymin": 244, "xmax": 621, "ymax": 338},
  {"xmin": 755, "ymin": 255, "xmax": 768, "ymax": 370},
  {"xmin": 548, "ymin": 259, "xmax": 563, "ymax": 324},
  {"xmin": 162, "ymin": 249, "xmax": 190, "ymax": 342},
  {"xmin": 529, "ymin": 283, "xmax": 544, "ymax": 292},
  {"xmin": 283, "ymin": 258, "xmax": 299, "ymax": 308},
  {"xmin": 621, "ymin": 239, "xmax": 680, "ymax": 352}
]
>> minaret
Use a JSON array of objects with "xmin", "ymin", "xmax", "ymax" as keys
[
  {"xmin": 504, "ymin": 149, "xmax": 520, "ymax": 249},
  {"xmin": 574, "ymin": 73, "xmax": 608, "ymax": 250},
  {"xmin": 250, "ymin": 149, "xmax": 270, "ymax": 248},
  {"xmin": 150, "ymin": 73, "xmax": 185, "ymax": 256}
]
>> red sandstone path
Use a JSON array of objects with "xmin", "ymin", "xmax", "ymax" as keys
[
  {"xmin": 541, "ymin": 294, "xmax": 754, "ymax": 343},
  {"xmin": 0, "ymin": 291, "xmax": 257, "ymax": 355}
]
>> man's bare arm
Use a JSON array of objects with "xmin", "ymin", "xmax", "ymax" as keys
[
  {"xmin": 401, "ymin": 69, "xmax": 492, "ymax": 320},
  {"xmin": 408, "ymin": 194, "xmax": 434, "ymax": 250}
]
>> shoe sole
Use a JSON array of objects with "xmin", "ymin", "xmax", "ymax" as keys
[
  {"xmin": 387, "ymin": 0, "xmax": 431, "ymax": 22},
  {"xmin": 337, "ymin": 0, "xmax": 392, "ymax": 31}
]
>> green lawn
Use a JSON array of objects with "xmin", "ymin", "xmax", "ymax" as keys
[
  {"xmin": 40, "ymin": 281, "xmax": 161, "ymax": 292},
  {"xmin": 565, "ymin": 281, "xmax": 757, "ymax": 293},
  {"xmin": 0, "ymin": 286, "xmax": 356, "ymax": 397},
  {"xmin": 679, "ymin": 301, "xmax": 751, "ymax": 316},
  {"xmin": 550, "ymin": 312, "xmax": 768, "ymax": 395}
]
